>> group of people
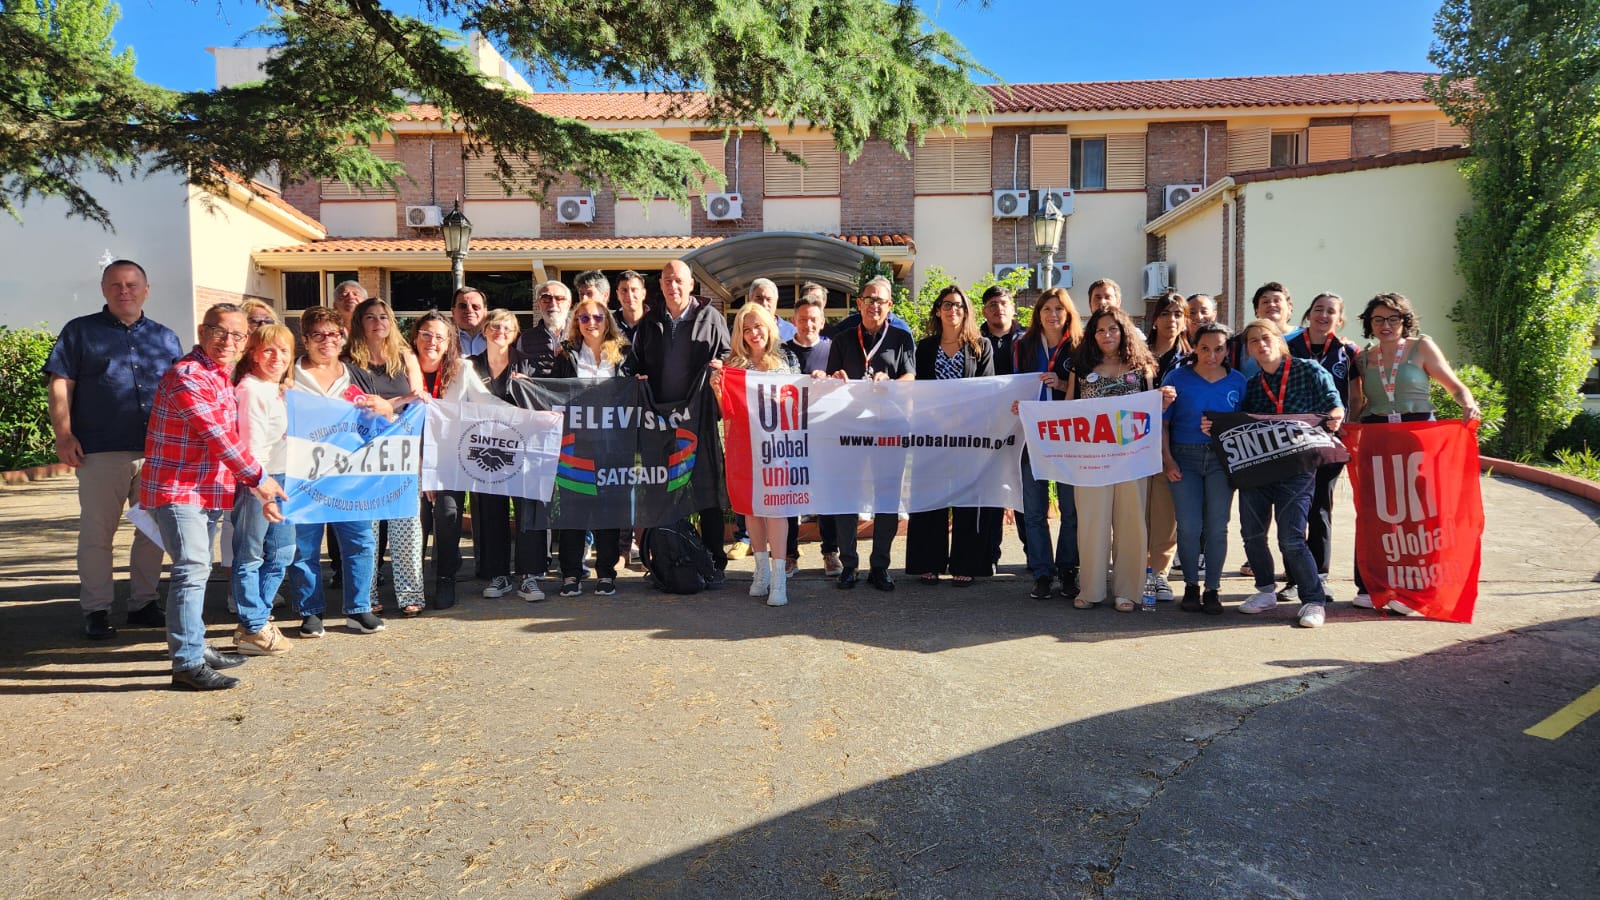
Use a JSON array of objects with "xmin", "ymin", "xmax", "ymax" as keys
[{"xmin": 44, "ymin": 257, "xmax": 1478, "ymax": 691}]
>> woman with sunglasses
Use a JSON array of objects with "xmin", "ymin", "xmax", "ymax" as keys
[
  {"xmin": 1347, "ymin": 292, "xmax": 1480, "ymax": 613},
  {"xmin": 284, "ymin": 306, "xmax": 390, "ymax": 637},
  {"xmin": 471, "ymin": 308, "xmax": 546, "ymax": 603},
  {"xmin": 906, "ymin": 285, "xmax": 996, "ymax": 587},
  {"xmin": 551, "ymin": 299, "xmax": 635, "ymax": 598},
  {"xmin": 346, "ymin": 297, "xmax": 429, "ymax": 617}
]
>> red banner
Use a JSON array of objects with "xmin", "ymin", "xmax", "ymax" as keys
[{"xmin": 1343, "ymin": 420, "xmax": 1483, "ymax": 622}]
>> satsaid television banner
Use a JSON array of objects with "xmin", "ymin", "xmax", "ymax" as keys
[
  {"xmin": 284, "ymin": 392, "xmax": 424, "ymax": 524},
  {"xmin": 718, "ymin": 370, "xmax": 1036, "ymax": 517},
  {"xmin": 1018, "ymin": 390, "xmax": 1165, "ymax": 487},
  {"xmin": 1343, "ymin": 420, "xmax": 1484, "ymax": 623},
  {"xmin": 420, "ymin": 399, "xmax": 563, "ymax": 500},
  {"xmin": 506, "ymin": 375, "xmax": 724, "ymax": 529}
]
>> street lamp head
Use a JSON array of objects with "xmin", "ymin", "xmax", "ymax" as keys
[
  {"xmin": 442, "ymin": 202, "xmax": 473, "ymax": 258},
  {"xmin": 1032, "ymin": 192, "xmax": 1064, "ymax": 256}
]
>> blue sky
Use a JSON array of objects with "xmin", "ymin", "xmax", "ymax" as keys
[{"xmin": 114, "ymin": 0, "xmax": 1442, "ymax": 92}]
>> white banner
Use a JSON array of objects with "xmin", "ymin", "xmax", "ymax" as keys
[
  {"xmin": 722, "ymin": 371, "xmax": 1037, "ymax": 517},
  {"xmin": 1019, "ymin": 390, "xmax": 1164, "ymax": 487},
  {"xmin": 421, "ymin": 399, "xmax": 563, "ymax": 499}
]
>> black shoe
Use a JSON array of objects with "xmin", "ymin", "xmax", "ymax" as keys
[
  {"xmin": 594, "ymin": 578, "xmax": 617, "ymax": 597},
  {"xmin": 1202, "ymin": 588, "xmax": 1224, "ymax": 616},
  {"xmin": 1057, "ymin": 568, "xmax": 1081, "ymax": 600},
  {"xmin": 1278, "ymin": 582, "xmax": 1300, "ymax": 602},
  {"xmin": 348, "ymin": 611, "xmax": 386, "ymax": 634},
  {"xmin": 1180, "ymin": 583, "xmax": 1203, "ymax": 613},
  {"xmin": 705, "ymin": 569, "xmax": 726, "ymax": 589},
  {"xmin": 171, "ymin": 663, "xmax": 239, "ymax": 691},
  {"xmin": 300, "ymin": 614, "xmax": 326, "ymax": 638},
  {"xmin": 125, "ymin": 601, "xmax": 165, "ymax": 628},
  {"xmin": 836, "ymin": 568, "xmax": 858, "ymax": 590},
  {"xmin": 84, "ymin": 610, "xmax": 116, "ymax": 640},
  {"xmin": 433, "ymin": 577, "xmax": 457, "ymax": 610},
  {"xmin": 1030, "ymin": 576, "xmax": 1054, "ymax": 600},
  {"xmin": 559, "ymin": 578, "xmax": 582, "ymax": 597},
  {"xmin": 867, "ymin": 568, "xmax": 895, "ymax": 592},
  {"xmin": 203, "ymin": 646, "xmax": 249, "ymax": 670}
]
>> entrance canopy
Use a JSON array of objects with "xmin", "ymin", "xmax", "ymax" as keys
[{"xmin": 680, "ymin": 231, "xmax": 912, "ymax": 304}]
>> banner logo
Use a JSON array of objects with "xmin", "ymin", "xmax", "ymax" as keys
[
  {"xmin": 1035, "ymin": 409, "xmax": 1152, "ymax": 445},
  {"xmin": 458, "ymin": 420, "xmax": 526, "ymax": 483},
  {"xmin": 668, "ymin": 428, "xmax": 698, "ymax": 491},
  {"xmin": 556, "ymin": 433, "xmax": 597, "ymax": 496}
]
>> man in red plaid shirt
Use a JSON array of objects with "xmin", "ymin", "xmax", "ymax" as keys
[{"xmin": 140, "ymin": 303, "xmax": 287, "ymax": 690}]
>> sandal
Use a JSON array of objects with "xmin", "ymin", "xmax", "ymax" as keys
[
  {"xmin": 951, "ymin": 576, "xmax": 974, "ymax": 587},
  {"xmin": 1113, "ymin": 597, "xmax": 1136, "ymax": 613},
  {"xmin": 917, "ymin": 573, "xmax": 940, "ymax": 586},
  {"xmin": 1072, "ymin": 597, "xmax": 1097, "ymax": 610},
  {"xmin": 401, "ymin": 604, "xmax": 424, "ymax": 618}
]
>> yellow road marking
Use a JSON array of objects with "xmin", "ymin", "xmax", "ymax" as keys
[{"xmin": 1525, "ymin": 683, "xmax": 1600, "ymax": 740}]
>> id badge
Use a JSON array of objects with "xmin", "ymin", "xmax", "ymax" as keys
[{"xmin": 1387, "ymin": 413, "xmax": 1402, "ymax": 424}]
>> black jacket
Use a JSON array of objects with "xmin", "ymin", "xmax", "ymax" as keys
[
  {"xmin": 982, "ymin": 323, "xmax": 1023, "ymax": 376},
  {"xmin": 625, "ymin": 296, "xmax": 731, "ymax": 401},
  {"xmin": 550, "ymin": 341, "xmax": 636, "ymax": 379},
  {"xmin": 514, "ymin": 319, "xmax": 565, "ymax": 377},
  {"xmin": 915, "ymin": 336, "xmax": 995, "ymax": 380}
]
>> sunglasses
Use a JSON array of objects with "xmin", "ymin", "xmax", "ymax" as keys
[
  {"xmin": 248, "ymin": 318, "xmax": 274, "ymax": 328},
  {"xmin": 576, "ymin": 313, "xmax": 608, "ymax": 325}
]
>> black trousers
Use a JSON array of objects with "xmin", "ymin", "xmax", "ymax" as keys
[
  {"xmin": 474, "ymin": 493, "xmax": 548, "ymax": 577},
  {"xmin": 1306, "ymin": 462, "xmax": 1345, "ymax": 575},
  {"xmin": 695, "ymin": 507, "xmax": 728, "ymax": 569},
  {"xmin": 906, "ymin": 507, "xmax": 998, "ymax": 577},
  {"xmin": 561, "ymin": 529, "xmax": 619, "ymax": 580},
  {"xmin": 833, "ymin": 513, "xmax": 898, "ymax": 572},
  {"xmin": 421, "ymin": 490, "xmax": 465, "ymax": 580}
]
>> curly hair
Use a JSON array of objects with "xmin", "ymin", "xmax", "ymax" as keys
[
  {"xmin": 564, "ymin": 299, "xmax": 629, "ymax": 367},
  {"xmin": 409, "ymin": 312, "xmax": 461, "ymax": 397},
  {"xmin": 1358, "ymin": 292, "xmax": 1421, "ymax": 340},
  {"xmin": 1074, "ymin": 307, "xmax": 1155, "ymax": 378}
]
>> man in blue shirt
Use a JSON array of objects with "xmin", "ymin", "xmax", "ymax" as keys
[
  {"xmin": 452, "ymin": 285, "xmax": 489, "ymax": 357},
  {"xmin": 44, "ymin": 260, "xmax": 183, "ymax": 640}
]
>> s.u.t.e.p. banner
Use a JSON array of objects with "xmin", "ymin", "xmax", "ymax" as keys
[
  {"xmin": 718, "ymin": 370, "xmax": 1036, "ymax": 517},
  {"xmin": 1343, "ymin": 420, "xmax": 1484, "ymax": 623}
]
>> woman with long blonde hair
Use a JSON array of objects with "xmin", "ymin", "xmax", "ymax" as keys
[{"xmin": 228, "ymin": 324, "xmax": 296, "ymax": 655}]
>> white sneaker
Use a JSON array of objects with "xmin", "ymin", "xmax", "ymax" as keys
[
  {"xmin": 767, "ymin": 568, "xmax": 788, "ymax": 607},
  {"xmin": 1352, "ymin": 592, "xmax": 1375, "ymax": 609},
  {"xmin": 1298, "ymin": 604, "xmax": 1326, "ymax": 628},
  {"xmin": 519, "ymin": 575, "xmax": 545, "ymax": 602},
  {"xmin": 1239, "ymin": 591, "xmax": 1279, "ymax": 614},
  {"xmin": 1149, "ymin": 572, "xmax": 1174, "ymax": 601},
  {"xmin": 750, "ymin": 552, "xmax": 771, "ymax": 597},
  {"xmin": 1386, "ymin": 600, "xmax": 1419, "ymax": 616},
  {"xmin": 482, "ymin": 575, "xmax": 514, "ymax": 598}
]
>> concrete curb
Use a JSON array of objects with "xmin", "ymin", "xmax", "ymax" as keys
[
  {"xmin": 0, "ymin": 462, "xmax": 73, "ymax": 488},
  {"xmin": 1480, "ymin": 455, "xmax": 1600, "ymax": 505}
]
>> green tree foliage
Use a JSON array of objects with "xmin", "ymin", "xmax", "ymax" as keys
[
  {"xmin": 0, "ymin": 0, "xmax": 993, "ymax": 229},
  {"xmin": 1428, "ymin": 363, "xmax": 1507, "ymax": 451},
  {"xmin": 1429, "ymin": 0, "xmax": 1600, "ymax": 456},
  {"xmin": 0, "ymin": 325, "xmax": 56, "ymax": 470}
]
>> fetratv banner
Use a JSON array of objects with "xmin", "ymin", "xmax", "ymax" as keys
[
  {"xmin": 719, "ymin": 370, "xmax": 1036, "ymax": 517},
  {"xmin": 1343, "ymin": 420, "xmax": 1483, "ymax": 623},
  {"xmin": 284, "ymin": 391, "xmax": 424, "ymax": 524},
  {"xmin": 506, "ymin": 375, "xmax": 724, "ymax": 529},
  {"xmin": 1019, "ymin": 390, "xmax": 1164, "ymax": 487},
  {"xmin": 420, "ymin": 399, "xmax": 563, "ymax": 499}
]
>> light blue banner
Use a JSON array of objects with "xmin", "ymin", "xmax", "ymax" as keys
[{"xmin": 283, "ymin": 392, "xmax": 425, "ymax": 524}]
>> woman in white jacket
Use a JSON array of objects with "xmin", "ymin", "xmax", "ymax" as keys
[{"xmin": 230, "ymin": 324, "xmax": 297, "ymax": 655}]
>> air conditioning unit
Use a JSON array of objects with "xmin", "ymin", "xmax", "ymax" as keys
[
  {"xmin": 556, "ymin": 194, "xmax": 594, "ymax": 225},
  {"xmin": 1142, "ymin": 261, "xmax": 1172, "ymax": 298},
  {"xmin": 1041, "ymin": 262, "xmax": 1073, "ymax": 290},
  {"xmin": 994, "ymin": 263, "xmax": 1033, "ymax": 283},
  {"xmin": 405, "ymin": 205, "xmax": 443, "ymax": 228},
  {"xmin": 705, "ymin": 192, "xmax": 743, "ymax": 221},
  {"xmin": 1163, "ymin": 183, "xmax": 1204, "ymax": 212},
  {"xmin": 1034, "ymin": 188, "xmax": 1075, "ymax": 217},
  {"xmin": 992, "ymin": 189, "xmax": 1030, "ymax": 219}
]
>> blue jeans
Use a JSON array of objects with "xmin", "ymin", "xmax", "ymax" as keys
[
  {"xmin": 1239, "ymin": 470, "xmax": 1326, "ymax": 605},
  {"xmin": 150, "ymin": 504, "xmax": 223, "ymax": 672},
  {"xmin": 1020, "ymin": 451, "xmax": 1078, "ymax": 579},
  {"xmin": 1170, "ymin": 444, "xmax": 1234, "ymax": 591},
  {"xmin": 230, "ymin": 476, "xmax": 294, "ymax": 632},
  {"xmin": 286, "ymin": 520, "xmax": 376, "ymax": 616}
]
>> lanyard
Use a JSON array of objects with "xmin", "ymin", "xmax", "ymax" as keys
[
  {"xmin": 1259, "ymin": 355, "xmax": 1291, "ymax": 414},
  {"xmin": 1044, "ymin": 331, "xmax": 1073, "ymax": 376},
  {"xmin": 1301, "ymin": 334, "xmax": 1341, "ymax": 372},
  {"xmin": 857, "ymin": 325, "xmax": 889, "ymax": 378},
  {"xmin": 1377, "ymin": 338, "xmax": 1407, "ymax": 405}
]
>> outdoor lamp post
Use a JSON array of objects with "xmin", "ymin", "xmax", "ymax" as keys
[
  {"xmin": 1032, "ymin": 192, "xmax": 1065, "ymax": 291},
  {"xmin": 442, "ymin": 201, "xmax": 473, "ymax": 289}
]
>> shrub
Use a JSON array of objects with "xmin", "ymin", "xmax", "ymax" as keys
[
  {"xmin": 1430, "ymin": 364, "xmax": 1507, "ymax": 454},
  {"xmin": 1550, "ymin": 447, "xmax": 1600, "ymax": 483},
  {"xmin": 1544, "ymin": 410, "xmax": 1600, "ymax": 458},
  {"xmin": 0, "ymin": 326, "xmax": 57, "ymax": 471}
]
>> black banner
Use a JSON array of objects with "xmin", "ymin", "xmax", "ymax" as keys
[
  {"xmin": 1208, "ymin": 411, "xmax": 1349, "ymax": 489},
  {"xmin": 505, "ymin": 375, "xmax": 724, "ymax": 528}
]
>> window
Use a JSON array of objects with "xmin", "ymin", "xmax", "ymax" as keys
[
  {"xmin": 1270, "ymin": 132, "xmax": 1302, "ymax": 168},
  {"xmin": 389, "ymin": 270, "xmax": 534, "ymax": 313},
  {"xmin": 914, "ymin": 137, "xmax": 991, "ymax": 193},
  {"xmin": 464, "ymin": 145, "xmax": 540, "ymax": 200},
  {"xmin": 763, "ymin": 141, "xmax": 841, "ymax": 196},
  {"xmin": 1029, "ymin": 134, "xmax": 1072, "ymax": 191},
  {"xmin": 284, "ymin": 272, "xmax": 322, "ymax": 311},
  {"xmin": 1070, "ymin": 138, "xmax": 1106, "ymax": 191},
  {"xmin": 321, "ymin": 143, "xmax": 397, "ymax": 200}
]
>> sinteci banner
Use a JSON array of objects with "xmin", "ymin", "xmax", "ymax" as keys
[
  {"xmin": 1019, "ymin": 390, "xmax": 1164, "ymax": 487},
  {"xmin": 1344, "ymin": 420, "xmax": 1483, "ymax": 623},
  {"xmin": 1206, "ymin": 411, "xmax": 1350, "ymax": 489},
  {"xmin": 719, "ymin": 370, "xmax": 1036, "ymax": 517},
  {"xmin": 284, "ymin": 392, "xmax": 424, "ymax": 524},
  {"xmin": 507, "ymin": 375, "xmax": 725, "ymax": 529},
  {"xmin": 420, "ymin": 399, "xmax": 563, "ymax": 499}
]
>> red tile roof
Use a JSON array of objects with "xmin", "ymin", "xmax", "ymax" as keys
[
  {"xmin": 259, "ymin": 232, "xmax": 913, "ymax": 255},
  {"xmin": 988, "ymin": 72, "xmax": 1442, "ymax": 113},
  {"xmin": 1232, "ymin": 145, "xmax": 1470, "ymax": 184},
  {"xmin": 399, "ymin": 72, "xmax": 1444, "ymax": 123},
  {"xmin": 829, "ymin": 233, "xmax": 914, "ymax": 248},
  {"xmin": 214, "ymin": 166, "xmax": 326, "ymax": 233}
]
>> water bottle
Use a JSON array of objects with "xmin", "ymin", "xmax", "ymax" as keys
[{"xmin": 1142, "ymin": 566, "xmax": 1157, "ymax": 612}]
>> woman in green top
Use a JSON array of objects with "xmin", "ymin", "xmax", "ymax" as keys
[{"xmin": 1348, "ymin": 292, "xmax": 1480, "ymax": 613}]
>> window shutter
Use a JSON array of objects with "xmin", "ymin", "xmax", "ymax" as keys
[
  {"xmin": 950, "ymin": 138, "xmax": 991, "ymax": 192},
  {"xmin": 765, "ymin": 141, "xmax": 837, "ymax": 196},
  {"xmin": 464, "ymin": 146, "xmax": 541, "ymax": 199},
  {"xmin": 1227, "ymin": 128, "xmax": 1271, "ymax": 173},
  {"xmin": 1029, "ymin": 134, "xmax": 1071, "ymax": 190},
  {"xmin": 1389, "ymin": 121, "xmax": 1435, "ymax": 153},
  {"xmin": 1436, "ymin": 123, "xmax": 1469, "ymax": 146},
  {"xmin": 1105, "ymin": 133, "xmax": 1146, "ymax": 190},
  {"xmin": 689, "ymin": 138, "xmax": 729, "ymax": 196},
  {"xmin": 321, "ymin": 142, "xmax": 397, "ymax": 200},
  {"xmin": 1306, "ymin": 125, "xmax": 1352, "ymax": 163}
]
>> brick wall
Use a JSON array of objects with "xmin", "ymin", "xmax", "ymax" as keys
[
  {"xmin": 1232, "ymin": 197, "xmax": 1245, "ymax": 328},
  {"xmin": 280, "ymin": 177, "xmax": 320, "ymax": 222},
  {"xmin": 1218, "ymin": 202, "xmax": 1230, "ymax": 322},
  {"xmin": 692, "ymin": 132, "xmax": 764, "ymax": 237},
  {"xmin": 840, "ymin": 138, "xmax": 913, "ymax": 235},
  {"xmin": 991, "ymin": 126, "xmax": 1068, "ymax": 303},
  {"xmin": 1146, "ymin": 121, "xmax": 1227, "ymax": 260},
  {"xmin": 393, "ymin": 135, "xmax": 466, "ymax": 235},
  {"xmin": 358, "ymin": 266, "xmax": 383, "ymax": 301},
  {"xmin": 540, "ymin": 170, "xmax": 616, "ymax": 237},
  {"xmin": 1352, "ymin": 115, "xmax": 1391, "ymax": 158}
]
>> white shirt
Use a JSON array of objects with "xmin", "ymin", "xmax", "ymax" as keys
[
  {"xmin": 573, "ymin": 343, "xmax": 617, "ymax": 378},
  {"xmin": 236, "ymin": 374, "xmax": 288, "ymax": 475}
]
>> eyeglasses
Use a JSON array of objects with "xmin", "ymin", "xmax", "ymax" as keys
[
  {"xmin": 537, "ymin": 293, "xmax": 567, "ymax": 303},
  {"xmin": 1370, "ymin": 315, "xmax": 1404, "ymax": 326},
  {"xmin": 415, "ymin": 332, "xmax": 450, "ymax": 344},
  {"xmin": 576, "ymin": 313, "xmax": 608, "ymax": 325},
  {"xmin": 934, "ymin": 300, "xmax": 966, "ymax": 312},
  {"xmin": 860, "ymin": 297, "xmax": 893, "ymax": 307},
  {"xmin": 248, "ymin": 318, "xmax": 274, "ymax": 328},
  {"xmin": 305, "ymin": 331, "xmax": 344, "ymax": 343},
  {"xmin": 204, "ymin": 325, "xmax": 249, "ymax": 344}
]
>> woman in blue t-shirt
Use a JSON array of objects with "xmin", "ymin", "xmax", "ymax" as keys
[{"xmin": 1161, "ymin": 322, "xmax": 1246, "ymax": 614}]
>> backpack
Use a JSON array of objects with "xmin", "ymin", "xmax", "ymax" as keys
[{"xmin": 642, "ymin": 519, "xmax": 717, "ymax": 594}]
